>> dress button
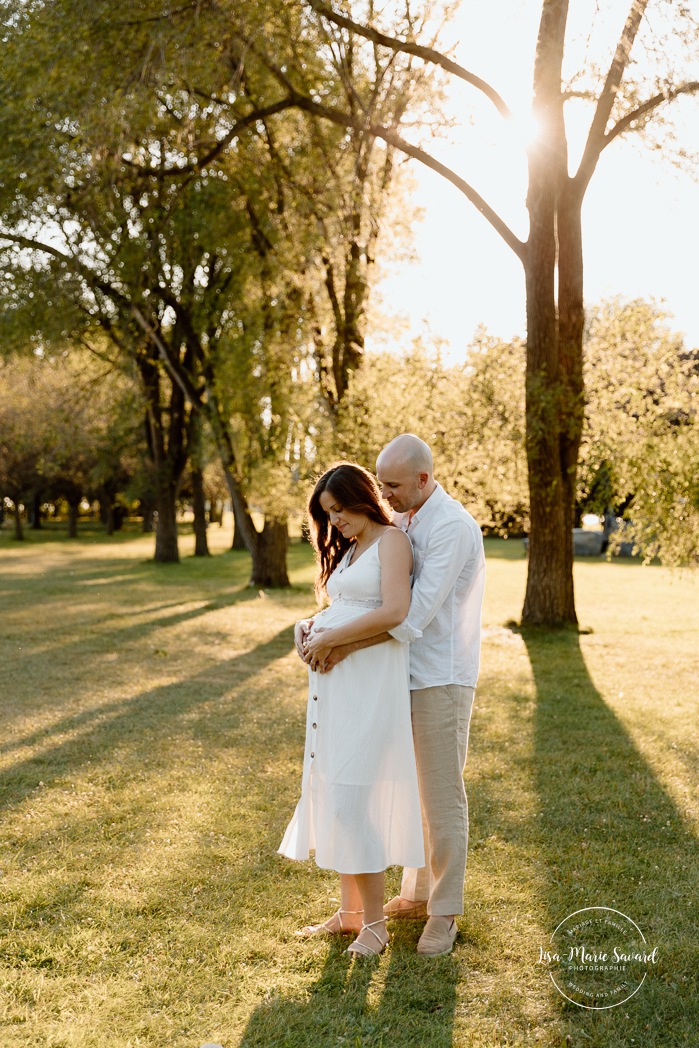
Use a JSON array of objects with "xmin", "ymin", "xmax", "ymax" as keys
[
  {"xmin": 310, "ymin": 752, "xmax": 315, "ymax": 758},
  {"xmin": 312, "ymin": 722, "xmax": 317, "ymax": 729},
  {"xmin": 313, "ymin": 694, "xmax": 318, "ymax": 701}
]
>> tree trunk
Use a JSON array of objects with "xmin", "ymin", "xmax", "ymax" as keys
[
  {"xmin": 209, "ymin": 499, "xmax": 223, "ymax": 525},
  {"xmin": 521, "ymin": 0, "xmax": 578, "ymax": 627},
  {"xmin": 556, "ymin": 185, "xmax": 586, "ymax": 622},
  {"xmin": 252, "ymin": 518, "xmax": 290, "ymax": 588},
  {"xmin": 154, "ymin": 485, "xmax": 180, "ymax": 563},
  {"xmin": 31, "ymin": 492, "xmax": 42, "ymax": 529},
  {"xmin": 12, "ymin": 500, "xmax": 24, "ymax": 540},
  {"xmin": 67, "ymin": 498, "xmax": 79, "ymax": 538},
  {"xmin": 102, "ymin": 494, "xmax": 116, "ymax": 535},
  {"xmin": 210, "ymin": 413, "xmax": 290, "ymax": 584},
  {"xmin": 218, "ymin": 463, "xmax": 290, "ymax": 585},
  {"xmin": 141, "ymin": 499, "xmax": 155, "ymax": 533},
  {"xmin": 521, "ymin": 256, "xmax": 571, "ymax": 625},
  {"xmin": 231, "ymin": 505, "xmax": 247, "ymax": 550},
  {"xmin": 138, "ymin": 339, "xmax": 190, "ymax": 565},
  {"xmin": 191, "ymin": 467, "xmax": 210, "ymax": 556}
]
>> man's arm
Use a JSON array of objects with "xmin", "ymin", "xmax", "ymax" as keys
[
  {"xmin": 322, "ymin": 521, "xmax": 475, "ymax": 666},
  {"xmin": 320, "ymin": 631, "xmax": 391, "ymax": 672},
  {"xmin": 389, "ymin": 519, "xmax": 474, "ymax": 643}
]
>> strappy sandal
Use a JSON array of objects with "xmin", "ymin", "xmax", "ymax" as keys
[
  {"xmin": 346, "ymin": 917, "xmax": 389, "ymax": 958},
  {"xmin": 295, "ymin": 908, "xmax": 363, "ymax": 938}
]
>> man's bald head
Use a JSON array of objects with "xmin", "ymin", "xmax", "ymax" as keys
[
  {"xmin": 377, "ymin": 433, "xmax": 434, "ymax": 476},
  {"xmin": 376, "ymin": 434, "xmax": 436, "ymax": 514}
]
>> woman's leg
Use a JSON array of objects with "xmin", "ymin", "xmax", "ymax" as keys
[
  {"xmin": 352, "ymin": 871, "xmax": 388, "ymax": 951},
  {"xmin": 321, "ymin": 873, "xmax": 363, "ymax": 932},
  {"xmin": 339, "ymin": 873, "xmax": 363, "ymax": 918},
  {"xmin": 298, "ymin": 874, "xmax": 363, "ymax": 934}
]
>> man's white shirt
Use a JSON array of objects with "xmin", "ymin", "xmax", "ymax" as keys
[{"xmin": 389, "ymin": 483, "xmax": 485, "ymax": 690}]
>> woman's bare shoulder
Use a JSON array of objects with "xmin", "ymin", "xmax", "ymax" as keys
[{"xmin": 378, "ymin": 526, "xmax": 412, "ymax": 556}]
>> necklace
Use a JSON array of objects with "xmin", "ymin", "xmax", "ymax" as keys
[{"xmin": 344, "ymin": 524, "xmax": 383, "ymax": 568}]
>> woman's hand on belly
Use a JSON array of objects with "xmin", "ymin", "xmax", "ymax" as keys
[{"xmin": 304, "ymin": 626, "xmax": 335, "ymax": 669}]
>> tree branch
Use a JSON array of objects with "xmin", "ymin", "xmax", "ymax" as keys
[
  {"xmin": 101, "ymin": 4, "xmax": 200, "ymax": 28},
  {"xmin": 0, "ymin": 232, "xmax": 135, "ymax": 312},
  {"xmin": 0, "ymin": 232, "xmax": 74, "ymax": 266},
  {"xmin": 229, "ymin": 31, "xmax": 525, "ymax": 259},
  {"xmin": 576, "ymin": 0, "xmax": 648, "ymax": 188},
  {"xmin": 131, "ymin": 305, "xmax": 205, "ymax": 411},
  {"xmin": 304, "ymin": 0, "xmax": 513, "ymax": 119},
  {"xmin": 0, "ymin": 232, "xmax": 204, "ymax": 408},
  {"xmin": 122, "ymin": 98, "xmax": 303, "ymax": 177},
  {"xmin": 283, "ymin": 91, "xmax": 526, "ymax": 261},
  {"xmin": 602, "ymin": 81, "xmax": 699, "ymax": 149}
]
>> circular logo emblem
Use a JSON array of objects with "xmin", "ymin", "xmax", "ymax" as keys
[{"xmin": 538, "ymin": 907, "xmax": 658, "ymax": 1010}]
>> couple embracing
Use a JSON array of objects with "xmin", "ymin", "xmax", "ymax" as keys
[{"xmin": 279, "ymin": 434, "xmax": 485, "ymax": 958}]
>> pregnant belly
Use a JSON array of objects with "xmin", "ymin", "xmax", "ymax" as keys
[{"xmin": 311, "ymin": 599, "xmax": 379, "ymax": 634}]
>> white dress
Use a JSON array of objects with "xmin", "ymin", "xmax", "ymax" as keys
[{"xmin": 279, "ymin": 535, "xmax": 425, "ymax": 874}]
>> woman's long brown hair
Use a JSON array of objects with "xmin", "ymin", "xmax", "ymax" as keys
[{"xmin": 308, "ymin": 462, "xmax": 392, "ymax": 598}]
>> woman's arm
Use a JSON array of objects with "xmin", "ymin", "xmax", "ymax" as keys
[{"xmin": 303, "ymin": 530, "xmax": 412, "ymax": 661}]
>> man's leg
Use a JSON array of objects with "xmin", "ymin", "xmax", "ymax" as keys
[
  {"xmin": 409, "ymin": 684, "xmax": 475, "ymax": 916},
  {"xmin": 398, "ymin": 794, "xmax": 430, "ymax": 906},
  {"xmin": 385, "ymin": 763, "xmax": 429, "ymax": 917}
]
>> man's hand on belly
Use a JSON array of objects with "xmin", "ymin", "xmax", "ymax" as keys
[{"xmin": 319, "ymin": 632, "xmax": 392, "ymax": 673}]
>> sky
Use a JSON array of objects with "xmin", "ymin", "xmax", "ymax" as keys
[{"xmin": 369, "ymin": 1, "xmax": 699, "ymax": 362}]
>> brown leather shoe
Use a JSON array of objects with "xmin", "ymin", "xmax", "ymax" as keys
[
  {"xmin": 383, "ymin": 895, "xmax": 429, "ymax": 920},
  {"xmin": 416, "ymin": 916, "xmax": 458, "ymax": 956}
]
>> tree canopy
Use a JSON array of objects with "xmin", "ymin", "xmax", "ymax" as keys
[
  {"xmin": 276, "ymin": 0, "xmax": 699, "ymax": 622},
  {"xmin": 1, "ymin": 1, "xmax": 697, "ymax": 604}
]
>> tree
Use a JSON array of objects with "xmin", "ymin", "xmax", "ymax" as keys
[
  {"xmin": 338, "ymin": 297, "xmax": 699, "ymax": 561},
  {"xmin": 0, "ymin": 350, "xmax": 147, "ymax": 538},
  {"xmin": 272, "ymin": 0, "xmax": 699, "ymax": 624},
  {"xmin": 0, "ymin": 0, "xmax": 436, "ymax": 585},
  {"xmin": 0, "ymin": 2, "xmax": 474, "ymax": 564},
  {"xmin": 0, "ymin": 358, "xmax": 47, "ymax": 539},
  {"xmin": 580, "ymin": 298, "xmax": 699, "ymax": 564},
  {"xmin": 336, "ymin": 336, "xmax": 529, "ymax": 534}
]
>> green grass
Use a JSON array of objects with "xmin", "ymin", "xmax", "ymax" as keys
[{"xmin": 1, "ymin": 523, "xmax": 697, "ymax": 1047}]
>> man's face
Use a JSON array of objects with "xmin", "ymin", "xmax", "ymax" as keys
[{"xmin": 376, "ymin": 459, "xmax": 423, "ymax": 514}]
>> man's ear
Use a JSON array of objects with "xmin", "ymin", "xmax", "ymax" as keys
[{"xmin": 417, "ymin": 472, "xmax": 429, "ymax": 490}]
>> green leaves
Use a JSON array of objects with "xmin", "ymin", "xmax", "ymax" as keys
[{"xmin": 580, "ymin": 298, "xmax": 699, "ymax": 563}]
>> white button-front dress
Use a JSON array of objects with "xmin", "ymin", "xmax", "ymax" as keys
[{"xmin": 279, "ymin": 536, "xmax": 425, "ymax": 874}]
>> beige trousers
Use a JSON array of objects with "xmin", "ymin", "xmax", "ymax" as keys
[{"xmin": 400, "ymin": 684, "xmax": 475, "ymax": 916}]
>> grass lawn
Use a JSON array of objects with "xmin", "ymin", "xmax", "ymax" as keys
[{"xmin": 1, "ymin": 522, "xmax": 697, "ymax": 1047}]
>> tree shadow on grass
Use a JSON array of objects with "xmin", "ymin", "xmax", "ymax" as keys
[
  {"xmin": 2, "ymin": 596, "xmax": 461, "ymax": 1046},
  {"xmin": 521, "ymin": 628, "xmax": 699, "ymax": 1048},
  {"xmin": 238, "ymin": 945, "xmax": 375, "ymax": 1048},
  {"xmin": 0, "ymin": 561, "xmax": 272, "ymax": 735},
  {"xmin": 0, "ymin": 621, "xmax": 303, "ymax": 1003},
  {"xmin": 1, "ymin": 545, "xmax": 253, "ymax": 588},
  {"xmin": 238, "ymin": 933, "xmax": 460, "ymax": 1048},
  {"xmin": 0, "ymin": 624, "xmax": 296, "ymax": 815}
]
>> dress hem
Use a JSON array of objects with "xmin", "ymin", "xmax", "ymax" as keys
[{"xmin": 278, "ymin": 848, "xmax": 425, "ymax": 876}]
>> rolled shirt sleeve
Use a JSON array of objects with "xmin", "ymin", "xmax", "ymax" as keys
[{"xmin": 389, "ymin": 618, "xmax": 422, "ymax": 643}]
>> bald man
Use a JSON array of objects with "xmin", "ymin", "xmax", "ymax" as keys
[{"xmin": 298, "ymin": 435, "xmax": 485, "ymax": 955}]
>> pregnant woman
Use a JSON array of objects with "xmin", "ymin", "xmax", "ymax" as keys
[{"xmin": 279, "ymin": 462, "xmax": 424, "ymax": 957}]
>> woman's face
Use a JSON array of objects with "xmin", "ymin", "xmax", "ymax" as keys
[{"xmin": 318, "ymin": 489, "xmax": 370, "ymax": 540}]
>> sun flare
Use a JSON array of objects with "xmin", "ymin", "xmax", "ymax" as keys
[{"xmin": 507, "ymin": 109, "xmax": 545, "ymax": 151}]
